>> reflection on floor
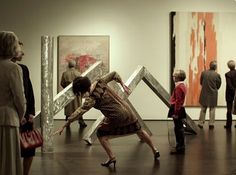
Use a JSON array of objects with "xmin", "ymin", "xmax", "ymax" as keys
[{"xmin": 31, "ymin": 120, "xmax": 236, "ymax": 175}]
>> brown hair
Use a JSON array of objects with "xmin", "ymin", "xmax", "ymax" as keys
[{"xmin": 173, "ymin": 69, "xmax": 186, "ymax": 81}]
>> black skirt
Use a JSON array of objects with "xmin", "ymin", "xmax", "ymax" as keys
[{"xmin": 167, "ymin": 105, "xmax": 186, "ymax": 119}]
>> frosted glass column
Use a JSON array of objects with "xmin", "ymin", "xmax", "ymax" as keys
[{"xmin": 41, "ymin": 36, "xmax": 54, "ymax": 153}]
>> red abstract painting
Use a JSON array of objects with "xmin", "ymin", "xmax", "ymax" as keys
[{"xmin": 58, "ymin": 35, "xmax": 109, "ymax": 92}]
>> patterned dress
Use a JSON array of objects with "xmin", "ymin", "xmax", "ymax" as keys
[{"xmin": 68, "ymin": 72, "xmax": 141, "ymax": 136}]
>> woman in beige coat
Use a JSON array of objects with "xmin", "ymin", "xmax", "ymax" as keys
[
  {"xmin": 0, "ymin": 31, "xmax": 26, "ymax": 175},
  {"xmin": 60, "ymin": 60, "xmax": 87, "ymax": 128}
]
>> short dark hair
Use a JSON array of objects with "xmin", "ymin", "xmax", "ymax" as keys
[
  {"xmin": 173, "ymin": 69, "xmax": 186, "ymax": 81},
  {"xmin": 209, "ymin": 60, "xmax": 217, "ymax": 70},
  {"xmin": 72, "ymin": 76, "xmax": 91, "ymax": 95},
  {"xmin": 227, "ymin": 60, "xmax": 235, "ymax": 70}
]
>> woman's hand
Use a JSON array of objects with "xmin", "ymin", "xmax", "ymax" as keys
[
  {"xmin": 28, "ymin": 114, "xmax": 34, "ymax": 123},
  {"xmin": 123, "ymin": 84, "xmax": 131, "ymax": 95},
  {"xmin": 53, "ymin": 127, "xmax": 65, "ymax": 136},
  {"xmin": 172, "ymin": 115, "xmax": 178, "ymax": 119},
  {"xmin": 53, "ymin": 121, "xmax": 70, "ymax": 136},
  {"xmin": 20, "ymin": 117, "xmax": 27, "ymax": 125}
]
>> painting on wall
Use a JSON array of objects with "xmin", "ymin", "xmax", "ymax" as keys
[
  {"xmin": 170, "ymin": 12, "xmax": 236, "ymax": 106},
  {"xmin": 57, "ymin": 35, "xmax": 109, "ymax": 91}
]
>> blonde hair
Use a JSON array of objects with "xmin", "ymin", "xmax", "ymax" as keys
[{"xmin": 0, "ymin": 31, "xmax": 21, "ymax": 59}]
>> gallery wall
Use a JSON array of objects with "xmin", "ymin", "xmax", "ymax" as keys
[{"xmin": 1, "ymin": 0, "xmax": 236, "ymax": 120}]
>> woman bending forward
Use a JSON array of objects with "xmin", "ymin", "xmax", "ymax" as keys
[{"xmin": 55, "ymin": 71, "xmax": 160, "ymax": 167}]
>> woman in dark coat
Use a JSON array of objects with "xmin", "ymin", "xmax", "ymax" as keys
[{"xmin": 55, "ymin": 71, "xmax": 160, "ymax": 167}]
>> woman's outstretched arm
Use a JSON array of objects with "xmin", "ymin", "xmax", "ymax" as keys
[{"xmin": 54, "ymin": 97, "xmax": 95, "ymax": 135}]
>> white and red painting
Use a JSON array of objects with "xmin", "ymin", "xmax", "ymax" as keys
[
  {"xmin": 58, "ymin": 35, "xmax": 109, "ymax": 91},
  {"xmin": 170, "ymin": 12, "xmax": 236, "ymax": 106}
]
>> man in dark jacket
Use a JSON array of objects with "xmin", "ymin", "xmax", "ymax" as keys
[
  {"xmin": 198, "ymin": 60, "xmax": 221, "ymax": 129},
  {"xmin": 224, "ymin": 60, "xmax": 236, "ymax": 129}
]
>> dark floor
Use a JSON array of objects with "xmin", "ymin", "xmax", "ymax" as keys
[{"xmin": 31, "ymin": 120, "xmax": 236, "ymax": 175}]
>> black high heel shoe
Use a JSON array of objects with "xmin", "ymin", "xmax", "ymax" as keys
[
  {"xmin": 101, "ymin": 158, "xmax": 116, "ymax": 167},
  {"xmin": 154, "ymin": 151, "xmax": 160, "ymax": 160}
]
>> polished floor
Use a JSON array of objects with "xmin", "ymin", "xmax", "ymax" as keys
[{"xmin": 30, "ymin": 120, "xmax": 236, "ymax": 175}]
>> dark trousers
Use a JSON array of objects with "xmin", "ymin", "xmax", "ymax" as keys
[
  {"xmin": 173, "ymin": 118, "xmax": 185, "ymax": 150},
  {"xmin": 226, "ymin": 101, "xmax": 233, "ymax": 127}
]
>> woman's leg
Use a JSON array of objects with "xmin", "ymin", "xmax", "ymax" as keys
[
  {"xmin": 98, "ymin": 136, "xmax": 115, "ymax": 160},
  {"xmin": 136, "ymin": 129, "xmax": 158, "ymax": 154},
  {"xmin": 23, "ymin": 157, "xmax": 33, "ymax": 175}
]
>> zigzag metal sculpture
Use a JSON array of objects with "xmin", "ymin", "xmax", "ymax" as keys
[
  {"xmin": 83, "ymin": 65, "xmax": 198, "ymax": 145},
  {"xmin": 35, "ymin": 63, "xmax": 197, "ymax": 146}
]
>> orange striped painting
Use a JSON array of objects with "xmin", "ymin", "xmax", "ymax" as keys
[{"xmin": 170, "ymin": 12, "xmax": 218, "ymax": 106}]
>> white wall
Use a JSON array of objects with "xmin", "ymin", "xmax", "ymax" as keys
[{"xmin": 1, "ymin": 0, "xmax": 236, "ymax": 120}]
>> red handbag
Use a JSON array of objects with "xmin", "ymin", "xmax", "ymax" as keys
[{"xmin": 20, "ymin": 129, "xmax": 43, "ymax": 149}]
